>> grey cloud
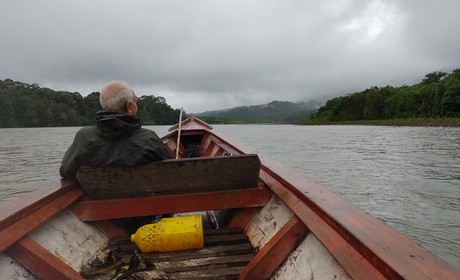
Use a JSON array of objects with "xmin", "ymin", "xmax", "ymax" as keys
[{"xmin": 1, "ymin": 0, "xmax": 459, "ymax": 112}]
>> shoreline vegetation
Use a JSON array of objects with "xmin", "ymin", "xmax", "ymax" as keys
[
  {"xmin": 306, "ymin": 70, "xmax": 460, "ymax": 127},
  {"xmin": 0, "ymin": 79, "xmax": 181, "ymax": 127},
  {"xmin": 1, "ymin": 69, "xmax": 459, "ymax": 128},
  {"xmin": 303, "ymin": 117, "xmax": 460, "ymax": 127}
]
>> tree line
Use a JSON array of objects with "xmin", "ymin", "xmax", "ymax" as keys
[
  {"xmin": 2, "ymin": 68, "xmax": 459, "ymax": 128},
  {"xmin": 308, "ymin": 69, "xmax": 460, "ymax": 123},
  {"xmin": 0, "ymin": 79, "xmax": 182, "ymax": 128}
]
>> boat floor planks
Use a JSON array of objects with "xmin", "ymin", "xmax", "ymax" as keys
[
  {"xmin": 0, "ymin": 253, "xmax": 34, "ymax": 280},
  {"xmin": 83, "ymin": 227, "xmax": 255, "ymax": 280}
]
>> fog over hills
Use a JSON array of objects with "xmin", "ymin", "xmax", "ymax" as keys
[{"xmin": 196, "ymin": 100, "xmax": 324, "ymax": 123}]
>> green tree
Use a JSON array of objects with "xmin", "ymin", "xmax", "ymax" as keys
[
  {"xmin": 309, "ymin": 97, "xmax": 341, "ymax": 121},
  {"xmin": 0, "ymin": 79, "xmax": 181, "ymax": 127},
  {"xmin": 0, "ymin": 90, "xmax": 15, "ymax": 127},
  {"xmin": 80, "ymin": 92, "xmax": 101, "ymax": 125},
  {"xmin": 363, "ymin": 87, "xmax": 389, "ymax": 120},
  {"xmin": 137, "ymin": 95, "xmax": 181, "ymax": 125},
  {"xmin": 422, "ymin": 71, "xmax": 447, "ymax": 84},
  {"xmin": 441, "ymin": 85, "xmax": 460, "ymax": 117},
  {"xmin": 310, "ymin": 69, "xmax": 460, "ymax": 122}
]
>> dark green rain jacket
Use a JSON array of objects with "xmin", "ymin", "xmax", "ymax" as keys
[{"xmin": 59, "ymin": 111, "xmax": 172, "ymax": 179}]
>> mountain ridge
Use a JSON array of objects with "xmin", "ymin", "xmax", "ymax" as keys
[{"xmin": 196, "ymin": 100, "xmax": 323, "ymax": 124}]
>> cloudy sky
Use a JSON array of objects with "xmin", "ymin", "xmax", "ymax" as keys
[{"xmin": 1, "ymin": 1, "xmax": 459, "ymax": 113}]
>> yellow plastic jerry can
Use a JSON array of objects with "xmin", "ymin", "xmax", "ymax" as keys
[{"xmin": 131, "ymin": 215, "xmax": 204, "ymax": 253}]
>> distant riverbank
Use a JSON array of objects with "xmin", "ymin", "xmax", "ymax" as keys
[{"xmin": 303, "ymin": 117, "xmax": 460, "ymax": 127}]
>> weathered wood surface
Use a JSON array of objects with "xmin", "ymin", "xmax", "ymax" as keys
[
  {"xmin": 87, "ymin": 227, "xmax": 254, "ymax": 280},
  {"xmin": 4, "ymin": 209, "xmax": 109, "ymax": 280},
  {"xmin": 0, "ymin": 181, "xmax": 84, "ymax": 254},
  {"xmin": 241, "ymin": 194, "xmax": 350, "ymax": 280},
  {"xmin": 8, "ymin": 236, "xmax": 84, "ymax": 280},
  {"xmin": 146, "ymin": 228, "xmax": 253, "ymax": 279},
  {"xmin": 29, "ymin": 210, "xmax": 109, "ymax": 272},
  {"xmin": 76, "ymin": 154, "xmax": 260, "ymax": 199},
  {"xmin": 239, "ymin": 215, "xmax": 309, "ymax": 280}
]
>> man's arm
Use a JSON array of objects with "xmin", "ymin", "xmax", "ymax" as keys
[
  {"xmin": 59, "ymin": 128, "xmax": 91, "ymax": 179},
  {"xmin": 143, "ymin": 129, "xmax": 173, "ymax": 160}
]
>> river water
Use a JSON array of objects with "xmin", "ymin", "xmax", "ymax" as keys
[{"xmin": 0, "ymin": 125, "xmax": 459, "ymax": 268}]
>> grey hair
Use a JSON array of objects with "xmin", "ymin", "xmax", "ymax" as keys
[{"xmin": 99, "ymin": 81, "xmax": 135, "ymax": 112}]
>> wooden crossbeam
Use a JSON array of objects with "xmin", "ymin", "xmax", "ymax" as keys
[
  {"xmin": 72, "ymin": 187, "xmax": 272, "ymax": 221},
  {"xmin": 95, "ymin": 220, "xmax": 129, "ymax": 238},
  {"xmin": 227, "ymin": 208, "xmax": 259, "ymax": 229},
  {"xmin": 238, "ymin": 215, "xmax": 309, "ymax": 279},
  {"xmin": 8, "ymin": 236, "xmax": 84, "ymax": 280}
]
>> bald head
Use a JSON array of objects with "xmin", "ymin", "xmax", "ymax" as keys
[{"xmin": 100, "ymin": 81, "xmax": 137, "ymax": 114}]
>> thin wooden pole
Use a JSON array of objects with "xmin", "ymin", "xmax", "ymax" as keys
[{"xmin": 175, "ymin": 108, "xmax": 183, "ymax": 159}]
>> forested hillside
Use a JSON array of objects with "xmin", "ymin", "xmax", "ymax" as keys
[
  {"xmin": 309, "ymin": 70, "xmax": 460, "ymax": 123},
  {"xmin": 3, "ymin": 68, "xmax": 459, "ymax": 128},
  {"xmin": 0, "ymin": 79, "xmax": 182, "ymax": 127},
  {"xmin": 198, "ymin": 100, "xmax": 321, "ymax": 124}
]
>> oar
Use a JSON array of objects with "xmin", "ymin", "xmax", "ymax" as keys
[{"xmin": 175, "ymin": 107, "xmax": 183, "ymax": 159}]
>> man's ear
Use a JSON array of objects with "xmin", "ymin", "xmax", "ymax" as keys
[{"xmin": 126, "ymin": 101, "xmax": 134, "ymax": 114}]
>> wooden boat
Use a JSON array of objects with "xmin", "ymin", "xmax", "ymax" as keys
[{"xmin": 1, "ymin": 115, "xmax": 459, "ymax": 279}]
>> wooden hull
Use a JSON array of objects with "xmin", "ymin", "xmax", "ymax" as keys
[{"xmin": 1, "ymin": 115, "xmax": 459, "ymax": 279}]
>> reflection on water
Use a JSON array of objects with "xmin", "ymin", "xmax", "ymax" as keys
[{"xmin": 0, "ymin": 125, "xmax": 459, "ymax": 268}]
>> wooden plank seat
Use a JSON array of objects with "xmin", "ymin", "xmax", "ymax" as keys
[
  {"xmin": 82, "ymin": 228, "xmax": 255, "ymax": 280},
  {"xmin": 76, "ymin": 154, "xmax": 261, "ymax": 199}
]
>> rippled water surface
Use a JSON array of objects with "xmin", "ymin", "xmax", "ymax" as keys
[{"xmin": 0, "ymin": 125, "xmax": 459, "ymax": 268}]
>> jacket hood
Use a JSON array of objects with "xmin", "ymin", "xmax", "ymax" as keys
[{"xmin": 95, "ymin": 111, "xmax": 141, "ymax": 138}]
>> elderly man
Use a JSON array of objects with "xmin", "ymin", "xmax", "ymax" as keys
[{"xmin": 60, "ymin": 81, "xmax": 172, "ymax": 179}]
